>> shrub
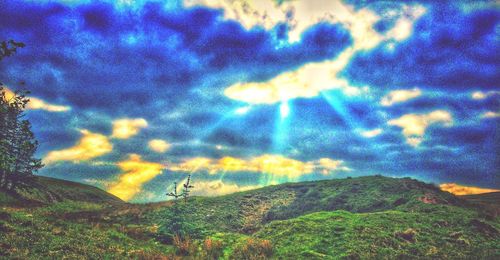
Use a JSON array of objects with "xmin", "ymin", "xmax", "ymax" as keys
[
  {"xmin": 395, "ymin": 228, "xmax": 417, "ymax": 243},
  {"xmin": 172, "ymin": 234, "xmax": 196, "ymax": 256},
  {"xmin": 231, "ymin": 238, "xmax": 273, "ymax": 259},
  {"xmin": 200, "ymin": 238, "xmax": 224, "ymax": 260}
]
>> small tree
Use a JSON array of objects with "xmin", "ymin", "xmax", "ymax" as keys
[
  {"xmin": 166, "ymin": 174, "xmax": 194, "ymax": 203},
  {"xmin": 160, "ymin": 175, "xmax": 202, "ymax": 243}
]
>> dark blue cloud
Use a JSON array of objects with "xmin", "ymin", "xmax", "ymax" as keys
[
  {"xmin": 343, "ymin": 4, "xmax": 500, "ymax": 90},
  {"xmin": 0, "ymin": 0, "xmax": 351, "ymax": 113},
  {"xmin": 1, "ymin": 0, "xmax": 498, "ymax": 197}
]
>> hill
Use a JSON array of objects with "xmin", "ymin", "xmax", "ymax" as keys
[
  {"xmin": 461, "ymin": 192, "xmax": 500, "ymax": 206},
  {"xmin": 136, "ymin": 176, "xmax": 465, "ymax": 233},
  {"xmin": 461, "ymin": 192, "xmax": 500, "ymax": 218},
  {"xmin": 0, "ymin": 175, "xmax": 498, "ymax": 259},
  {"xmin": 0, "ymin": 176, "xmax": 123, "ymax": 206}
]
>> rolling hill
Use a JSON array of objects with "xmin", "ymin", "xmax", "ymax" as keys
[
  {"xmin": 0, "ymin": 176, "xmax": 123, "ymax": 206},
  {"xmin": 0, "ymin": 175, "xmax": 498, "ymax": 259}
]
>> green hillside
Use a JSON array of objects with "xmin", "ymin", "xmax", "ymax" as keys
[
  {"xmin": 0, "ymin": 176, "xmax": 123, "ymax": 206},
  {"xmin": 137, "ymin": 176, "xmax": 465, "ymax": 234},
  {"xmin": 0, "ymin": 175, "xmax": 498, "ymax": 259}
]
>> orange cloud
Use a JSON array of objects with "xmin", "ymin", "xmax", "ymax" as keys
[
  {"xmin": 167, "ymin": 154, "xmax": 350, "ymax": 178},
  {"xmin": 44, "ymin": 130, "xmax": 112, "ymax": 164},
  {"xmin": 111, "ymin": 118, "xmax": 148, "ymax": 139},
  {"xmin": 440, "ymin": 183, "xmax": 500, "ymax": 195},
  {"xmin": 107, "ymin": 154, "xmax": 164, "ymax": 201}
]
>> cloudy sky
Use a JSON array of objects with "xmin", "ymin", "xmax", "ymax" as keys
[{"xmin": 1, "ymin": 0, "xmax": 498, "ymax": 202}]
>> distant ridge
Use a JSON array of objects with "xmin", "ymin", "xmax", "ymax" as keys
[{"xmin": 0, "ymin": 176, "xmax": 123, "ymax": 206}]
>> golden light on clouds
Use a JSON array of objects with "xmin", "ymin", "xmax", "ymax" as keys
[
  {"xmin": 111, "ymin": 118, "xmax": 148, "ymax": 139},
  {"xmin": 148, "ymin": 139, "xmax": 171, "ymax": 153},
  {"xmin": 167, "ymin": 154, "xmax": 350, "ymax": 178},
  {"xmin": 218, "ymin": 1, "xmax": 426, "ymax": 104},
  {"xmin": 440, "ymin": 183, "xmax": 500, "ymax": 196},
  {"xmin": 191, "ymin": 180, "xmax": 260, "ymax": 196},
  {"xmin": 380, "ymin": 88, "xmax": 422, "ymax": 106},
  {"xmin": 388, "ymin": 110, "xmax": 452, "ymax": 147},
  {"xmin": 2, "ymin": 87, "xmax": 70, "ymax": 112},
  {"xmin": 44, "ymin": 130, "xmax": 113, "ymax": 164},
  {"xmin": 107, "ymin": 154, "xmax": 164, "ymax": 201}
]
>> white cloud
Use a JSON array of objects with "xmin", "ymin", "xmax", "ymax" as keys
[
  {"xmin": 360, "ymin": 128, "xmax": 382, "ymax": 138},
  {"xmin": 111, "ymin": 118, "xmax": 148, "ymax": 139},
  {"xmin": 380, "ymin": 88, "xmax": 422, "ymax": 106},
  {"xmin": 481, "ymin": 111, "xmax": 500, "ymax": 119},
  {"xmin": 187, "ymin": 0, "xmax": 425, "ymax": 104},
  {"xmin": 388, "ymin": 110, "xmax": 452, "ymax": 147},
  {"xmin": 471, "ymin": 90, "xmax": 500, "ymax": 100}
]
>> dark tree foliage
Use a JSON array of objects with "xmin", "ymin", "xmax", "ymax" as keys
[
  {"xmin": 0, "ymin": 40, "xmax": 43, "ymax": 190},
  {"xmin": 0, "ymin": 40, "xmax": 25, "ymax": 63}
]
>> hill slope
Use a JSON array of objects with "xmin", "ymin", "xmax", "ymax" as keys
[
  {"xmin": 0, "ymin": 176, "xmax": 123, "ymax": 206},
  {"xmin": 139, "ymin": 176, "xmax": 465, "ymax": 233},
  {"xmin": 0, "ymin": 175, "xmax": 498, "ymax": 259}
]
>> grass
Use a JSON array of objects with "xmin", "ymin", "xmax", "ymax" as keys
[
  {"xmin": 255, "ymin": 207, "xmax": 499, "ymax": 259},
  {"xmin": 0, "ymin": 175, "xmax": 498, "ymax": 259}
]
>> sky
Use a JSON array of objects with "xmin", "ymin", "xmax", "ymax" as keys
[{"xmin": 0, "ymin": 0, "xmax": 498, "ymax": 202}]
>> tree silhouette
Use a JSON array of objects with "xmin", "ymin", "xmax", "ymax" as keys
[
  {"xmin": 166, "ymin": 174, "xmax": 194, "ymax": 203},
  {"xmin": 0, "ymin": 41, "xmax": 42, "ymax": 190}
]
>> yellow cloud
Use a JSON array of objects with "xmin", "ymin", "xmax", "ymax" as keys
[
  {"xmin": 167, "ymin": 154, "xmax": 350, "ymax": 178},
  {"xmin": 471, "ymin": 90, "xmax": 499, "ymax": 100},
  {"xmin": 44, "ymin": 130, "xmax": 113, "ymax": 164},
  {"xmin": 212, "ymin": 1, "xmax": 425, "ymax": 104},
  {"xmin": 380, "ymin": 88, "xmax": 422, "ymax": 106},
  {"xmin": 2, "ymin": 87, "xmax": 70, "ymax": 112},
  {"xmin": 440, "ymin": 183, "xmax": 500, "ymax": 196},
  {"xmin": 111, "ymin": 118, "xmax": 148, "ymax": 139},
  {"xmin": 107, "ymin": 154, "xmax": 164, "ymax": 201},
  {"xmin": 148, "ymin": 139, "xmax": 171, "ymax": 153},
  {"xmin": 191, "ymin": 180, "xmax": 260, "ymax": 196},
  {"xmin": 388, "ymin": 110, "xmax": 452, "ymax": 147}
]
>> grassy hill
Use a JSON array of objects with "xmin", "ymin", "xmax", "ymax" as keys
[
  {"xmin": 0, "ymin": 176, "xmax": 123, "ymax": 206},
  {"xmin": 0, "ymin": 175, "xmax": 498, "ymax": 259}
]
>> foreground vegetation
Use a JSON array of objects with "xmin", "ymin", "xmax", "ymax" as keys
[{"xmin": 0, "ymin": 175, "xmax": 499, "ymax": 259}]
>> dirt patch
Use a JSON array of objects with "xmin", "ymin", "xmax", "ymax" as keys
[
  {"xmin": 239, "ymin": 190, "xmax": 295, "ymax": 233},
  {"xmin": 418, "ymin": 193, "xmax": 444, "ymax": 204}
]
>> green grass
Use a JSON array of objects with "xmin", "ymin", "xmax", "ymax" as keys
[
  {"xmin": 1, "ymin": 175, "xmax": 498, "ymax": 259},
  {"xmin": 255, "ymin": 207, "xmax": 499, "ymax": 259}
]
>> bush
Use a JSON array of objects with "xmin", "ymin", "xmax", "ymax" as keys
[
  {"xmin": 231, "ymin": 238, "xmax": 273, "ymax": 259},
  {"xmin": 200, "ymin": 238, "xmax": 224, "ymax": 260},
  {"xmin": 172, "ymin": 234, "xmax": 196, "ymax": 256}
]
